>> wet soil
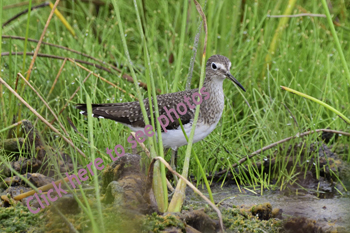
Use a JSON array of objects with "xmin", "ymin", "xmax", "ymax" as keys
[
  {"xmin": 185, "ymin": 186, "xmax": 350, "ymax": 232},
  {"xmin": 185, "ymin": 142, "xmax": 350, "ymax": 233},
  {"xmin": 1, "ymin": 121, "xmax": 349, "ymax": 232}
]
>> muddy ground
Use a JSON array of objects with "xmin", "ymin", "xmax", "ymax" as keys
[{"xmin": 0, "ymin": 121, "xmax": 349, "ymax": 232}]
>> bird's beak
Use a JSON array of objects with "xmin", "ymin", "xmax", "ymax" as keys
[{"xmin": 226, "ymin": 73, "xmax": 246, "ymax": 92}]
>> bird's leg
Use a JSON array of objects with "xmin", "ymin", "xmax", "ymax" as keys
[
  {"xmin": 174, "ymin": 149, "xmax": 178, "ymax": 170},
  {"xmin": 170, "ymin": 148, "xmax": 179, "ymax": 183},
  {"xmin": 170, "ymin": 148, "xmax": 178, "ymax": 171}
]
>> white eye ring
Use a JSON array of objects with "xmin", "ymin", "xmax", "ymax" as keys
[{"xmin": 211, "ymin": 62, "xmax": 217, "ymax": 70}]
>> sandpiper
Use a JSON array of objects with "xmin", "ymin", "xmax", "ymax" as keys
[{"xmin": 77, "ymin": 55, "xmax": 245, "ymax": 151}]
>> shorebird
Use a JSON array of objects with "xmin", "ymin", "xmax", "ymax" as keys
[{"xmin": 77, "ymin": 55, "xmax": 245, "ymax": 153}]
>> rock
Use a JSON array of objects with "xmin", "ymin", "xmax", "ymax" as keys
[
  {"xmin": 283, "ymin": 217, "xmax": 324, "ymax": 233},
  {"xmin": 1, "ymin": 173, "xmax": 54, "ymax": 189},
  {"xmin": 145, "ymin": 210, "xmax": 220, "ymax": 233},
  {"xmin": 102, "ymin": 153, "xmax": 158, "ymax": 215},
  {"xmin": 1, "ymin": 173, "xmax": 55, "ymax": 208},
  {"xmin": 0, "ymin": 158, "xmax": 42, "ymax": 178},
  {"xmin": 160, "ymin": 227, "xmax": 183, "ymax": 233},
  {"xmin": 239, "ymin": 202, "xmax": 274, "ymax": 220},
  {"xmin": 1, "ymin": 176, "xmax": 22, "ymax": 188},
  {"xmin": 20, "ymin": 120, "xmax": 45, "ymax": 150},
  {"xmin": 185, "ymin": 225, "xmax": 202, "ymax": 233},
  {"xmin": 321, "ymin": 130, "xmax": 338, "ymax": 143},
  {"xmin": 0, "ymin": 186, "xmax": 32, "ymax": 207},
  {"xmin": 52, "ymin": 194, "xmax": 80, "ymax": 215},
  {"xmin": 0, "ymin": 138, "xmax": 28, "ymax": 152},
  {"xmin": 181, "ymin": 209, "xmax": 219, "ymax": 233},
  {"xmin": 272, "ymin": 208, "xmax": 283, "ymax": 219}
]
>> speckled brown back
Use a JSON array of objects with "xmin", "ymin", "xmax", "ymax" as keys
[{"xmin": 76, "ymin": 89, "xmax": 199, "ymax": 131}]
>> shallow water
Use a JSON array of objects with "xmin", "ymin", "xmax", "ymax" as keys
[{"xmin": 187, "ymin": 185, "xmax": 350, "ymax": 231}]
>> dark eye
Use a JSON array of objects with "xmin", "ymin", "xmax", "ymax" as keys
[{"xmin": 211, "ymin": 62, "xmax": 217, "ymax": 70}]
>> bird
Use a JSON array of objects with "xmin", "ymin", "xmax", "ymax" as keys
[{"xmin": 76, "ymin": 55, "xmax": 245, "ymax": 153}]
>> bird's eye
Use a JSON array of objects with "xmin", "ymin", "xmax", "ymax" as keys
[{"xmin": 211, "ymin": 62, "xmax": 217, "ymax": 70}]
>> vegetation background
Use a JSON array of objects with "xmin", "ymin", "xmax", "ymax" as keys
[{"xmin": 0, "ymin": 0, "xmax": 350, "ymax": 232}]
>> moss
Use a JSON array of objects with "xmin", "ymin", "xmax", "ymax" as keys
[
  {"xmin": 43, "ymin": 203, "xmax": 144, "ymax": 233},
  {"xmin": 0, "ymin": 204, "xmax": 42, "ymax": 233},
  {"xmin": 222, "ymin": 204, "xmax": 283, "ymax": 233},
  {"xmin": 142, "ymin": 212, "xmax": 185, "ymax": 233}
]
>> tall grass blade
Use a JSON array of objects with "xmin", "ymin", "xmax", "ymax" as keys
[
  {"xmin": 281, "ymin": 86, "xmax": 350, "ymax": 124},
  {"xmin": 168, "ymin": 0, "xmax": 208, "ymax": 213},
  {"xmin": 21, "ymin": 0, "xmax": 32, "ymax": 74},
  {"xmin": 321, "ymin": 0, "xmax": 350, "ymax": 86},
  {"xmin": 48, "ymin": 2, "xmax": 76, "ymax": 37},
  {"xmin": 178, "ymin": 117, "xmax": 214, "ymax": 203},
  {"xmin": 86, "ymin": 95, "xmax": 105, "ymax": 233},
  {"xmin": 132, "ymin": 0, "xmax": 168, "ymax": 211},
  {"xmin": 171, "ymin": 0, "xmax": 189, "ymax": 92},
  {"xmin": 111, "ymin": 0, "xmax": 167, "ymax": 212},
  {"xmin": 263, "ymin": 0, "xmax": 297, "ymax": 78}
]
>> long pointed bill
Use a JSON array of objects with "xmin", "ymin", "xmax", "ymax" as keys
[{"xmin": 226, "ymin": 73, "xmax": 246, "ymax": 92}]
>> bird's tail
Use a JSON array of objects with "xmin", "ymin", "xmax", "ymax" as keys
[
  {"xmin": 75, "ymin": 103, "xmax": 133, "ymax": 124},
  {"xmin": 76, "ymin": 103, "xmax": 114, "ymax": 119}
]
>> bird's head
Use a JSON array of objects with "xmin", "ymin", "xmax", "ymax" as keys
[{"xmin": 205, "ymin": 55, "xmax": 246, "ymax": 92}]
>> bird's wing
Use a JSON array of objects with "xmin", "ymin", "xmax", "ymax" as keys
[{"xmin": 76, "ymin": 90, "xmax": 197, "ymax": 132}]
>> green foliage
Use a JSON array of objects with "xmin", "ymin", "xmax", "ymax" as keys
[
  {"xmin": 1, "ymin": 0, "xmax": 350, "ymax": 231},
  {"xmin": 0, "ymin": 204, "xmax": 41, "ymax": 233},
  {"xmin": 43, "ymin": 203, "xmax": 143, "ymax": 233},
  {"xmin": 1, "ymin": 0, "xmax": 349, "ymax": 182}
]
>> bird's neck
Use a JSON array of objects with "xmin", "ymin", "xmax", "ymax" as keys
[
  {"xmin": 202, "ymin": 75, "xmax": 225, "ymax": 111},
  {"xmin": 203, "ymin": 74, "xmax": 225, "ymax": 97}
]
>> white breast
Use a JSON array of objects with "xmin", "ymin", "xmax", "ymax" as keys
[{"xmin": 126, "ymin": 115, "xmax": 221, "ymax": 150}]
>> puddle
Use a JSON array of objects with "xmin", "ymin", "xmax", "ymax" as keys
[{"xmin": 186, "ymin": 185, "xmax": 350, "ymax": 232}]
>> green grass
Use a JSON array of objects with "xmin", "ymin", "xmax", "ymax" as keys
[{"xmin": 1, "ymin": 0, "xmax": 350, "ymax": 232}]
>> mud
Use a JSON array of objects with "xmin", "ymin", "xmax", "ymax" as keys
[
  {"xmin": 1, "ymin": 124, "xmax": 349, "ymax": 233},
  {"xmin": 185, "ymin": 142, "xmax": 350, "ymax": 232}
]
